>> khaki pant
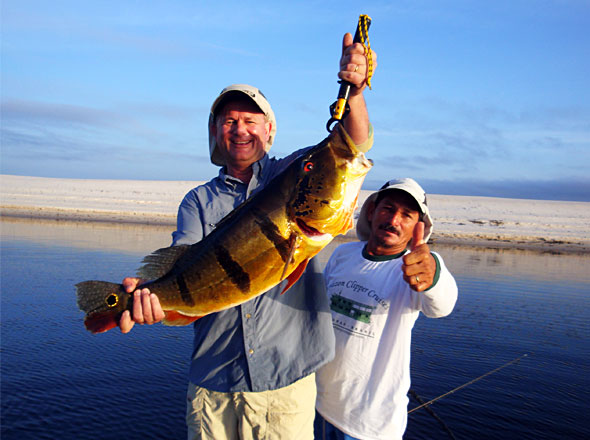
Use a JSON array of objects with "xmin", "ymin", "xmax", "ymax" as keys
[{"xmin": 186, "ymin": 374, "xmax": 317, "ymax": 440}]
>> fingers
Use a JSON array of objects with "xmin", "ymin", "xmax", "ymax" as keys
[
  {"xmin": 119, "ymin": 310, "xmax": 135, "ymax": 333},
  {"xmin": 403, "ymin": 273, "xmax": 429, "ymax": 292},
  {"xmin": 119, "ymin": 279, "xmax": 164, "ymax": 333},
  {"xmin": 151, "ymin": 293, "xmax": 165, "ymax": 322},
  {"xmin": 411, "ymin": 221, "xmax": 425, "ymax": 251},
  {"xmin": 341, "ymin": 32, "xmax": 369, "ymax": 59},
  {"xmin": 339, "ymin": 33, "xmax": 376, "ymax": 91},
  {"xmin": 132, "ymin": 288, "xmax": 164, "ymax": 325},
  {"xmin": 133, "ymin": 289, "xmax": 148, "ymax": 324},
  {"xmin": 122, "ymin": 277, "xmax": 141, "ymax": 293},
  {"xmin": 403, "ymin": 245, "xmax": 436, "ymax": 292},
  {"xmin": 119, "ymin": 278, "xmax": 140, "ymax": 333},
  {"xmin": 342, "ymin": 32, "xmax": 353, "ymax": 51},
  {"xmin": 133, "ymin": 289, "xmax": 152, "ymax": 324},
  {"xmin": 403, "ymin": 261, "xmax": 428, "ymax": 288},
  {"xmin": 404, "ymin": 243, "xmax": 430, "ymax": 266}
]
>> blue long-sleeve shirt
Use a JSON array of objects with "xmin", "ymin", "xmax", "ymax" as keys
[{"xmin": 172, "ymin": 150, "xmax": 335, "ymax": 392}]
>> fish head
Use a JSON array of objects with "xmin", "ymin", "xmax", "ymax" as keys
[
  {"xmin": 288, "ymin": 124, "xmax": 373, "ymax": 241},
  {"xmin": 76, "ymin": 281, "xmax": 132, "ymax": 334}
]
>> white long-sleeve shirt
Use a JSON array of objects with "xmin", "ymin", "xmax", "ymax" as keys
[{"xmin": 316, "ymin": 241, "xmax": 458, "ymax": 440}]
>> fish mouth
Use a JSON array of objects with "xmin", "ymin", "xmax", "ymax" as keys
[{"xmin": 296, "ymin": 219, "xmax": 330, "ymax": 240}]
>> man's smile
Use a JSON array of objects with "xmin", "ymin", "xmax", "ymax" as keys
[{"xmin": 231, "ymin": 139, "xmax": 253, "ymax": 146}]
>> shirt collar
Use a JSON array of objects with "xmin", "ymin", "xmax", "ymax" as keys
[
  {"xmin": 218, "ymin": 153, "xmax": 270, "ymax": 185},
  {"xmin": 362, "ymin": 244, "xmax": 407, "ymax": 261}
]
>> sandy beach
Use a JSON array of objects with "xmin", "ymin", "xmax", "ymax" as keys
[{"xmin": 1, "ymin": 174, "xmax": 589, "ymax": 253}]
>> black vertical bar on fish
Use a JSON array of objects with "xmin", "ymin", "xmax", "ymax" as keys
[
  {"xmin": 250, "ymin": 207, "xmax": 292, "ymax": 263},
  {"xmin": 214, "ymin": 245, "xmax": 251, "ymax": 293},
  {"xmin": 327, "ymin": 15, "xmax": 372, "ymax": 132}
]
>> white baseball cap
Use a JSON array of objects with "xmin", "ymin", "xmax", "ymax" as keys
[
  {"xmin": 356, "ymin": 178, "xmax": 433, "ymax": 244},
  {"xmin": 208, "ymin": 84, "xmax": 277, "ymax": 167}
]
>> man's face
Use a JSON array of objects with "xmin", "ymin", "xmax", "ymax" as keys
[
  {"xmin": 367, "ymin": 191, "xmax": 421, "ymax": 255},
  {"xmin": 212, "ymin": 99, "xmax": 271, "ymax": 169}
]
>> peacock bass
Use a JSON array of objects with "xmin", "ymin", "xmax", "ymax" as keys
[{"xmin": 76, "ymin": 123, "xmax": 372, "ymax": 334}]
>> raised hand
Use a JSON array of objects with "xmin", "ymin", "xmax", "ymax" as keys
[
  {"xmin": 402, "ymin": 222, "xmax": 436, "ymax": 292},
  {"xmin": 338, "ymin": 32, "xmax": 376, "ymax": 93}
]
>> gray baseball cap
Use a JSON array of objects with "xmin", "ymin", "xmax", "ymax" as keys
[
  {"xmin": 208, "ymin": 84, "xmax": 277, "ymax": 167},
  {"xmin": 356, "ymin": 177, "xmax": 433, "ymax": 244}
]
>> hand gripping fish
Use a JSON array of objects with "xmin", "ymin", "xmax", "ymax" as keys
[{"xmin": 76, "ymin": 124, "xmax": 372, "ymax": 333}]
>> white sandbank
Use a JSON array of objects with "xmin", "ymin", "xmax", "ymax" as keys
[{"xmin": 1, "ymin": 175, "xmax": 589, "ymax": 253}]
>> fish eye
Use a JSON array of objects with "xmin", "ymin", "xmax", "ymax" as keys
[
  {"xmin": 105, "ymin": 293, "xmax": 119, "ymax": 308},
  {"xmin": 303, "ymin": 161, "xmax": 314, "ymax": 172}
]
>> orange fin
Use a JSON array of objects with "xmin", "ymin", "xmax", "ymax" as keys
[
  {"xmin": 281, "ymin": 259, "xmax": 310, "ymax": 294},
  {"xmin": 162, "ymin": 310, "xmax": 202, "ymax": 327},
  {"xmin": 279, "ymin": 234, "xmax": 297, "ymax": 281}
]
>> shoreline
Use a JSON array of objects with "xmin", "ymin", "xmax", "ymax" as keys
[
  {"xmin": 1, "ymin": 208, "xmax": 587, "ymax": 255},
  {"xmin": 2, "ymin": 174, "xmax": 589, "ymax": 254}
]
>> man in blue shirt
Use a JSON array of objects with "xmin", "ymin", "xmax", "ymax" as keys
[{"xmin": 119, "ymin": 32, "xmax": 377, "ymax": 439}]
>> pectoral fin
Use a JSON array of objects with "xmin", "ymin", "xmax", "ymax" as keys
[
  {"xmin": 281, "ymin": 259, "xmax": 309, "ymax": 294},
  {"xmin": 162, "ymin": 310, "xmax": 202, "ymax": 327},
  {"xmin": 279, "ymin": 233, "xmax": 297, "ymax": 280}
]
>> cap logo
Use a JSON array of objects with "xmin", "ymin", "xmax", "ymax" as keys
[{"xmin": 219, "ymin": 87, "xmax": 259, "ymax": 100}]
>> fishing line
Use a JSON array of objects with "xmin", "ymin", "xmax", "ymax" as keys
[
  {"xmin": 408, "ymin": 353, "xmax": 529, "ymax": 415},
  {"xmin": 409, "ymin": 389, "xmax": 457, "ymax": 440}
]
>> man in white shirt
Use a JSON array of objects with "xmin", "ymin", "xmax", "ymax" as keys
[{"xmin": 315, "ymin": 178, "xmax": 458, "ymax": 440}]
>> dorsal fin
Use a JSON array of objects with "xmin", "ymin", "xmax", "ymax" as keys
[{"xmin": 136, "ymin": 244, "xmax": 191, "ymax": 280}]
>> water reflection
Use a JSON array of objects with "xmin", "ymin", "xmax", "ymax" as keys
[
  {"xmin": 1, "ymin": 217, "xmax": 174, "ymax": 255},
  {"xmin": 3, "ymin": 217, "xmax": 589, "ymax": 283},
  {"xmin": 431, "ymin": 242, "xmax": 590, "ymax": 282},
  {"xmin": 1, "ymin": 218, "xmax": 589, "ymax": 440}
]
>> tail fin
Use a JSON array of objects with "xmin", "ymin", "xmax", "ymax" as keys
[{"xmin": 76, "ymin": 281, "xmax": 128, "ymax": 334}]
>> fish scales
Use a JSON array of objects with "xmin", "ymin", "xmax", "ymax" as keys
[{"xmin": 76, "ymin": 124, "xmax": 372, "ymax": 333}]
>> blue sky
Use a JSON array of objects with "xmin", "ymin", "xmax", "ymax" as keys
[{"xmin": 2, "ymin": 0, "xmax": 589, "ymax": 201}]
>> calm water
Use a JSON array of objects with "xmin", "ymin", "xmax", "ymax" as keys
[{"xmin": 1, "ymin": 218, "xmax": 589, "ymax": 440}]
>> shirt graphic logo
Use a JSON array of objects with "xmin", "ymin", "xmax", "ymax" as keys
[{"xmin": 330, "ymin": 293, "xmax": 376, "ymax": 324}]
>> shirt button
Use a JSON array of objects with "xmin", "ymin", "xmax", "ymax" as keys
[
  {"xmin": 249, "ymin": 349, "xmax": 254, "ymax": 355},
  {"xmin": 245, "ymin": 313, "xmax": 252, "ymax": 319}
]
